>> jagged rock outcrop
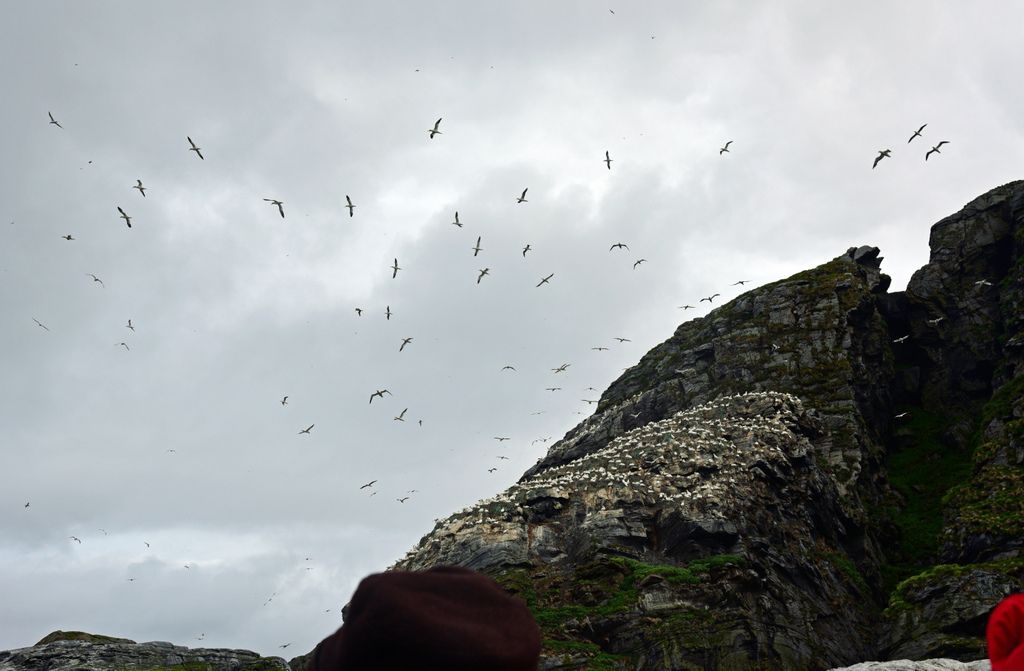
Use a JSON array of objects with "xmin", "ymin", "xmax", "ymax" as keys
[
  {"xmin": 389, "ymin": 181, "xmax": 1024, "ymax": 669},
  {"xmin": 395, "ymin": 392, "xmax": 878, "ymax": 669},
  {"xmin": 0, "ymin": 632, "xmax": 288, "ymax": 671}
]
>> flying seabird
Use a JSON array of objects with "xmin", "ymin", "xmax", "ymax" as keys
[
  {"xmin": 872, "ymin": 149, "xmax": 891, "ymax": 169},
  {"xmin": 428, "ymin": 118, "xmax": 442, "ymax": 139},
  {"xmin": 394, "ymin": 408, "xmax": 408, "ymax": 422},
  {"xmin": 369, "ymin": 389, "xmax": 392, "ymax": 403},
  {"xmin": 452, "ymin": 211, "xmax": 462, "ymax": 227},
  {"xmin": 893, "ymin": 335, "xmax": 910, "ymax": 344},
  {"xmin": 62, "ymin": 234, "xmax": 74, "ymax": 240},
  {"xmin": 391, "ymin": 259, "xmax": 401, "ymax": 278},
  {"xmin": 397, "ymin": 496, "xmax": 410, "ymax": 503},
  {"xmin": 609, "ymin": 243, "xmax": 629, "ymax": 251},
  {"xmin": 24, "ymin": 502, "xmax": 29, "ymax": 508},
  {"xmin": 551, "ymin": 363, "xmax": 570, "ymax": 373},
  {"xmin": 355, "ymin": 308, "xmax": 363, "ymax": 316},
  {"xmin": 926, "ymin": 317, "xmax": 944, "ymax": 327},
  {"xmin": 494, "ymin": 436, "xmax": 510, "ymax": 442},
  {"xmin": 279, "ymin": 644, "xmax": 292, "ymax": 649},
  {"xmin": 69, "ymin": 536, "xmax": 81, "ymax": 544},
  {"xmin": 281, "ymin": 396, "xmax": 288, "ymax": 405},
  {"xmin": 501, "ymin": 365, "xmax": 516, "ymax": 371},
  {"xmin": 48, "ymin": 111, "xmax": 63, "ymax": 128},
  {"xmin": 299, "ymin": 424, "xmax": 314, "ymax": 435},
  {"xmin": 117, "ymin": 206, "xmax": 132, "ymax": 228},
  {"xmin": 386, "ymin": 305, "xmax": 392, "ymax": 320},
  {"xmin": 633, "ymin": 259, "xmax": 647, "ymax": 269},
  {"xmin": 133, "ymin": 180, "xmax": 147, "ymax": 197},
  {"xmin": 264, "ymin": 199, "xmax": 285, "ymax": 218},
  {"xmin": 582, "ymin": 399, "xmax": 598, "ymax": 404},
  {"xmin": 516, "ymin": 188, "xmax": 528, "ymax": 203},
  {"xmin": 360, "ymin": 480, "xmax": 377, "ymax": 489},
  {"xmin": 604, "ymin": 151, "xmax": 612, "ymax": 169},
  {"xmin": 126, "ymin": 319, "xmax": 134, "ymax": 331},
  {"xmin": 187, "ymin": 136, "xmax": 204, "ymax": 160},
  {"xmin": 908, "ymin": 124, "xmax": 927, "ymax": 143},
  {"xmin": 975, "ymin": 279, "xmax": 994, "ymax": 287},
  {"xmin": 925, "ymin": 141, "xmax": 949, "ymax": 161},
  {"xmin": 400, "ymin": 337, "xmax": 413, "ymax": 351},
  {"xmin": 732, "ymin": 280, "xmax": 749, "ymax": 285},
  {"xmin": 497, "ymin": 456, "xmax": 509, "ymax": 460},
  {"xmin": 487, "ymin": 468, "xmax": 497, "ymax": 473},
  {"xmin": 87, "ymin": 273, "xmax": 105, "ymax": 287},
  {"xmin": 592, "ymin": 346, "xmax": 609, "ymax": 351},
  {"xmin": 719, "ymin": 140, "xmax": 732, "ymax": 155},
  {"xmin": 613, "ymin": 337, "xmax": 631, "ymax": 342},
  {"xmin": 472, "ymin": 236, "xmax": 482, "ymax": 256},
  {"xmin": 536, "ymin": 273, "xmax": 554, "ymax": 287},
  {"xmin": 678, "ymin": 305, "xmax": 694, "ymax": 310},
  {"xmin": 894, "ymin": 412, "xmax": 910, "ymax": 419},
  {"xmin": 700, "ymin": 294, "xmax": 720, "ymax": 303},
  {"xmin": 545, "ymin": 387, "xmax": 562, "ymax": 392},
  {"xmin": 345, "ymin": 195, "xmax": 355, "ymax": 217},
  {"xmin": 522, "ymin": 244, "xmax": 532, "ymax": 257},
  {"xmin": 477, "ymin": 268, "xmax": 490, "ymax": 283}
]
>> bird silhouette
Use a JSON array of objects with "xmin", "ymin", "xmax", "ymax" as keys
[
  {"xmin": 117, "ymin": 206, "xmax": 132, "ymax": 228},
  {"xmin": 187, "ymin": 136, "xmax": 204, "ymax": 160},
  {"xmin": 925, "ymin": 141, "xmax": 949, "ymax": 161},
  {"xmin": 133, "ymin": 180, "xmax": 147, "ymax": 197},
  {"xmin": 345, "ymin": 195, "xmax": 356, "ymax": 217},
  {"xmin": 400, "ymin": 337, "xmax": 413, "ymax": 351},
  {"xmin": 48, "ymin": 112, "xmax": 63, "ymax": 128},
  {"xmin": 263, "ymin": 199, "xmax": 285, "ymax": 218},
  {"xmin": 536, "ymin": 273, "xmax": 554, "ymax": 287},
  {"xmin": 719, "ymin": 140, "xmax": 732, "ymax": 155},
  {"xmin": 477, "ymin": 268, "xmax": 490, "ymax": 284},
  {"xmin": 452, "ymin": 211, "xmax": 462, "ymax": 227},
  {"xmin": 428, "ymin": 118, "xmax": 442, "ymax": 139},
  {"xmin": 604, "ymin": 151, "xmax": 612, "ymax": 169},
  {"xmin": 391, "ymin": 259, "xmax": 401, "ymax": 279},
  {"xmin": 872, "ymin": 149, "xmax": 891, "ymax": 169},
  {"xmin": 517, "ymin": 188, "xmax": 528, "ymax": 203},
  {"xmin": 298, "ymin": 424, "xmax": 314, "ymax": 435},
  {"xmin": 908, "ymin": 124, "xmax": 927, "ymax": 143}
]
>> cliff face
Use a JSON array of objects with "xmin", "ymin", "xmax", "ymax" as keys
[
  {"xmin": 392, "ymin": 181, "xmax": 1024, "ymax": 669},
  {"xmin": 0, "ymin": 632, "xmax": 288, "ymax": 671}
]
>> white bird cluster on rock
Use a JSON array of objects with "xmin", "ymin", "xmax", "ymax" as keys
[{"xmin": 393, "ymin": 390, "xmax": 820, "ymax": 569}]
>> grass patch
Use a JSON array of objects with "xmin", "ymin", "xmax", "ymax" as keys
[{"xmin": 880, "ymin": 405, "xmax": 973, "ymax": 592}]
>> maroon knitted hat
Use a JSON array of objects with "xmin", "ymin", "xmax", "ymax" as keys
[
  {"xmin": 311, "ymin": 566, "xmax": 541, "ymax": 671},
  {"xmin": 989, "ymin": 593, "xmax": 1024, "ymax": 671}
]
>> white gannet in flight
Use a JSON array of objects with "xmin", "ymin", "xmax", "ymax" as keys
[
  {"xmin": 264, "ymin": 199, "xmax": 285, "ymax": 218},
  {"xmin": 452, "ymin": 211, "xmax": 462, "ymax": 227},
  {"xmin": 117, "ymin": 206, "xmax": 132, "ymax": 228},
  {"xmin": 391, "ymin": 258, "xmax": 401, "ymax": 278},
  {"xmin": 925, "ymin": 141, "xmax": 949, "ymax": 161},
  {"xmin": 187, "ymin": 136, "xmax": 204, "ymax": 160},
  {"xmin": 472, "ymin": 236, "xmax": 482, "ymax": 256}
]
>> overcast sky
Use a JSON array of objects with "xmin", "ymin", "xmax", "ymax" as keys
[{"xmin": 2, "ymin": 0, "xmax": 1022, "ymax": 658}]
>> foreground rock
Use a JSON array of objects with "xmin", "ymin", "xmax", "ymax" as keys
[
  {"xmin": 0, "ymin": 631, "xmax": 288, "ymax": 671},
  {"xmin": 827, "ymin": 660, "xmax": 990, "ymax": 671}
]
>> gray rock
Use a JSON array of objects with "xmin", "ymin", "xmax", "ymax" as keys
[{"xmin": 827, "ymin": 660, "xmax": 990, "ymax": 671}]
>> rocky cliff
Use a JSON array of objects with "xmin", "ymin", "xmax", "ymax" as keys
[
  {"xmin": 0, "ymin": 632, "xmax": 288, "ymax": 671},
  {"xmin": 388, "ymin": 180, "xmax": 1024, "ymax": 669}
]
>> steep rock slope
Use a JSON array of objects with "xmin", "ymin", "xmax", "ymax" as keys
[{"xmin": 392, "ymin": 181, "xmax": 1024, "ymax": 669}]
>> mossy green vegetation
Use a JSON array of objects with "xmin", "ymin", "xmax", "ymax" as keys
[
  {"xmin": 878, "ymin": 405, "xmax": 973, "ymax": 593},
  {"xmin": 942, "ymin": 374, "xmax": 1024, "ymax": 545},
  {"xmin": 884, "ymin": 557, "xmax": 1024, "ymax": 615},
  {"xmin": 498, "ymin": 554, "xmax": 744, "ymax": 666}
]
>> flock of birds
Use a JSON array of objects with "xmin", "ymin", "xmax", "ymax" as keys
[
  {"xmin": 872, "ymin": 123, "xmax": 951, "ymax": 169},
  {"xmin": 32, "ymin": 110, "xmax": 763, "ymax": 508}
]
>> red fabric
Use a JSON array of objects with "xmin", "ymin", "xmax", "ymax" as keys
[
  {"xmin": 311, "ymin": 566, "xmax": 540, "ymax": 671},
  {"xmin": 989, "ymin": 593, "xmax": 1024, "ymax": 671}
]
